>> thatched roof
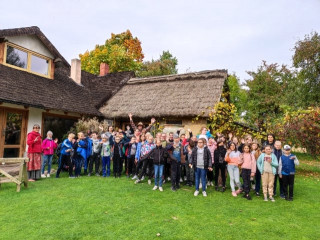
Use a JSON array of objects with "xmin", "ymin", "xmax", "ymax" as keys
[{"xmin": 99, "ymin": 70, "xmax": 228, "ymax": 119}]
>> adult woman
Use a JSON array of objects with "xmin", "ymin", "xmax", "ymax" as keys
[{"xmin": 26, "ymin": 124, "xmax": 42, "ymax": 181}]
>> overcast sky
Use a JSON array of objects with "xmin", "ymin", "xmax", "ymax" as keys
[{"xmin": 1, "ymin": 0, "xmax": 319, "ymax": 82}]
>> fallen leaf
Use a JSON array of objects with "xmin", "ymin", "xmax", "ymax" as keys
[{"xmin": 172, "ymin": 216, "xmax": 178, "ymax": 220}]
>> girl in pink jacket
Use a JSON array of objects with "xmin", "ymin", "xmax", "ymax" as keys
[{"xmin": 41, "ymin": 131, "xmax": 58, "ymax": 178}]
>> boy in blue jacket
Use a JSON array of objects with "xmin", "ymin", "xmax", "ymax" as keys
[
  {"xmin": 278, "ymin": 145, "xmax": 299, "ymax": 201},
  {"xmin": 56, "ymin": 133, "xmax": 75, "ymax": 178}
]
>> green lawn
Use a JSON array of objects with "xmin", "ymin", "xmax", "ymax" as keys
[{"xmin": 1, "ymin": 156, "xmax": 320, "ymax": 240}]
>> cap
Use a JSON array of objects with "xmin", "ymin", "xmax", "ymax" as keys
[
  {"xmin": 137, "ymin": 122, "xmax": 144, "ymax": 127},
  {"xmin": 283, "ymin": 144, "xmax": 291, "ymax": 150}
]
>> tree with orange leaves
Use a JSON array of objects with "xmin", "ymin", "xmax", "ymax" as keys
[{"xmin": 79, "ymin": 30, "xmax": 144, "ymax": 74}]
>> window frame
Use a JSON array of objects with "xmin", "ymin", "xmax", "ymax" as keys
[{"xmin": 3, "ymin": 42, "xmax": 52, "ymax": 78}]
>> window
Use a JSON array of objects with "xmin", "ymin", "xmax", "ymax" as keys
[{"xmin": 4, "ymin": 43, "xmax": 51, "ymax": 78}]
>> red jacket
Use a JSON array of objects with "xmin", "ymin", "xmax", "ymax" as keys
[{"xmin": 27, "ymin": 131, "xmax": 42, "ymax": 153}]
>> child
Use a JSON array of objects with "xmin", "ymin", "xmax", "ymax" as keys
[
  {"xmin": 88, "ymin": 132, "xmax": 101, "ymax": 176},
  {"xmin": 142, "ymin": 139, "xmax": 168, "ymax": 191},
  {"xmin": 124, "ymin": 136, "xmax": 138, "ymax": 177},
  {"xmin": 185, "ymin": 139, "xmax": 195, "ymax": 186},
  {"xmin": 112, "ymin": 136, "xmax": 124, "ymax": 178},
  {"xmin": 41, "ymin": 131, "xmax": 58, "ymax": 178},
  {"xmin": 214, "ymin": 140, "xmax": 227, "ymax": 192},
  {"xmin": 167, "ymin": 134, "xmax": 183, "ymax": 191},
  {"xmin": 251, "ymin": 142, "xmax": 262, "ymax": 196},
  {"xmin": 207, "ymin": 137, "xmax": 217, "ymax": 186},
  {"xmin": 135, "ymin": 135, "xmax": 155, "ymax": 184},
  {"xmin": 225, "ymin": 142, "xmax": 242, "ymax": 197},
  {"xmin": 239, "ymin": 144, "xmax": 256, "ymax": 200},
  {"xmin": 273, "ymin": 140, "xmax": 284, "ymax": 198},
  {"xmin": 101, "ymin": 134, "xmax": 111, "ymax": 177},
  {"xmin": 190, "ymin": 138, "xmax": 213, "ymax": 197},
  {"xmin": 132, "ymin": 134, "xmax": 147, "ymax": 180},
  {"xmin": 74, "ymin": 132, "xmax": 88, "ymax": 177},
  {"xmin": 238, "ymin": 135, "xmax": 253, "ymax": 153},
  {"xmin": 278, "ymin": 145, "xmax": 299, "ymax": 201},
  {"xmin": 56, "ymin": 133, "xmax": 75, "ymax": 178},
  {"xmin": 257, "ymin": 145, "xmax": 279, "ymax": 202}
]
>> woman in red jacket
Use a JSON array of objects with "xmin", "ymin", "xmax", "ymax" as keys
[{"xmin": 27, "ymin": 124, "xmax": 42, "ymax": 181}]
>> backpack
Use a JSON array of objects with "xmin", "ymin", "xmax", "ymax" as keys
[
  {"xmin": 56, "ymin": 143, "xmax": 62, "ymax": 156},
  {"xmin": 86, "ymin": 138, "xmax": 93, "ymax": 159}
]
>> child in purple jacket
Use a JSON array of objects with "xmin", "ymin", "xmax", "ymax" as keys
[{"xmin": 41, "ymin": 131, "xmax": 58, "ymax": 178}]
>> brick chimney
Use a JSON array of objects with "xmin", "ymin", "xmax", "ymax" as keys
[
  {"xmin": 70, "ymin": 59, "xmax": 81, "ymax": 85},
  {"xmin": 100, "ymin": 62, "xmax": 109, "ymax": 76}
]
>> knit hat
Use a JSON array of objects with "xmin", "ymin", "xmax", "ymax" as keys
[
  {"xmin": 283, "ymin": 145, "xmax": 291, "ymax": 150},
  {"xmin": 173, "ymin": 134, "xmax": 179, "ymax": 139}
]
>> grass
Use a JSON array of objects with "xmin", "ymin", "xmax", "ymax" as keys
[{"xmin": 0, "ymin": 154, "xmax": 320, "ymax": 240}]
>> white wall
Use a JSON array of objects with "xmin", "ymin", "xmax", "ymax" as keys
[{"xmin": 6, "ymin": 35, "xmax": 54, "ymax": 58}]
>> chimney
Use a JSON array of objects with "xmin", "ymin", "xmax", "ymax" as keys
[
  {"xmin": 70, "ymin": 59, "xmax": 81, "ymax": 84},
  {"xmin": 100, "ymin": 62, "xmax": 109, "ymax": 76}
]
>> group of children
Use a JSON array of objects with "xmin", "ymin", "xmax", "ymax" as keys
[{"xmin": 40, "ymin": 114, "xmax": 299, "ymax": 201}]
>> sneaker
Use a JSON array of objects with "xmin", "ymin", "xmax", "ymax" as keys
[
  {"xmin": 246, "ymin": 194, "xmax": 252, "ymax": 200},
  {"xmin": 221, "ymin": 187, "xmax": 226, "ymax": 192},
  {"xmin": 167, "ymin": 177, "xmax": 171, "ymax": 181},
  {"xmin": 202, "ymin": 191, "xmax": 207, "ymax": 197},
  {"xmin": 41, "ymin": 174, "xmax": 46, "ymax": 178},
  {"xmin": 152, "ymin": 186, "xmax": 158, "ymax": 190},
  {"xmin": 194, "ymin": 190, "xmax": 199, "ymax": 196},
  {"xmin": 199, "ymin": 183, "xmax": 202, "ymax": 189},
  {"xmin": 46, "ymin": 174, "xmax": 50, "ymax": 178},
  {"xmin": 184, "ymin": 176, "xmax": 187, "ymax": 181},
  {"xmin": 69, "ymin": 176, "xmax": 75, "ymax": 179},
  {"xmin": 88, "ymin": 173, "xmax": 92, "ymax": 177},
  {"xmin": 135, "ymin": 179, "xmax": 141, "ymax": 184},
  {"xmin": 269, "ymin": 197, "xmax": 275, "ymax": 202},
  {"xmin": 159, "ymin": 187, "xmax": 163, "ymax": 192},
  {"xmin": 232, "ymin": 191, "xmax": 237, "ymax": 197},
  {"xmin": 180, "ymin": 178, "xmax": 183, "ymax": 183},
  {"xmin": 141, "ymin": 176, "xmax": 145, "ymax": 181},
  {"xmin": 95, "ymin": 173, "xmax": 100, "ymax": 177},
  {"xmin": 280, "ymin": 194, "xmax": 285, "ymax": 199},
  {"xmin": 264, "ymin": 197, "xmax": 268, "ymax": 201},
  {"xmin": 132, "ymin": 175, "xmax": 138, "ymax": 180},
  {"xmin": 288, "ymin": 198, "xmax": 293, "ymax": 201},
  {"xmin": 215, "ymin": 186, "xmax": 219, "ymax": 191},
  {"xmin": 176, "ymin": 185, "xmax": 180, "ymax": 189},
  {"xmin": 255, "ymin": 192, "xmax": 260, "ymax": 197},
  {"xmin": 171, "ymin": 186, "xmax": 176, "ymax": 192},
  {"xmin": 148, "ymin": 179, "xmax": 152, "ymax": 185},
  {"xmin": 236, "ymin": 189, "xmax": 242, "ymax": 194}
]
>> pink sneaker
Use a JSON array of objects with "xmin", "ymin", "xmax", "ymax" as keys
[
  {"xmin": 232, "ymin": 191, "xmax": 237, "ymax": 197},
  {"xmin": 235, "ymin": 189, "xmax": 242, "ymax": 195}
]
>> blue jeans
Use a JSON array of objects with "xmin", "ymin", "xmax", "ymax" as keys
[
  {"xmin": 74, "ymin": 156, "xmax": 83, "ymax": 176},
  {"xmin": 154, "ymin": 164, "xmax": 164, "ymax": 187},
  {"xmin": 41, "ymin": 154, "xmax": 53, "ymax": 174},
  {"xmin": 195, "ymin": 168, "xmax": 207, "ymax": 191},
  {"xmin": 102, "ymin": 156, "xmax": 111, "ymax": 177}
]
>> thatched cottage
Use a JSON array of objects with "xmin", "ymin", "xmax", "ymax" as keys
[{"xmin": 99, "ymin": 70, "xmax": 228, "ymax": 135}]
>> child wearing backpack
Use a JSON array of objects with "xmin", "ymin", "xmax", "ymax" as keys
[
  {"xmin": 41, "ymin": 131, "xmax": 58, "ymax": 178},
  {"xmin": 278, "ymin": 145, "xmax": 299, "ymax": 201},
  {"xmin": 56, "ymin": 133, "xmax": 75, "ymax": 178}
]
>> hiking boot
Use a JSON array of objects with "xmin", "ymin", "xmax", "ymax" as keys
[
  {"xmin": 152, "ymin": 186, "xmax": 158, "ymax": 190},
  {"xmin": 202, "ymin": 191, "xmax": 207, "ymax": 197},
  {"xmin": 270, "ymin": 197, "xmax": 275, "ymax": 202},
  {"xmin": 159, "ymin": 187, "xmax": 163, "ymax": 192},
  {"xmin": 194, "ymin": 190, "xmax": 199, "ymax": 196}
]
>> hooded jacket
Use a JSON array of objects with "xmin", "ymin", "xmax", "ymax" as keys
[
  {"xmin": 141, "ymin": 145, "xmax": 169, "ymax": 165},
  {"xmin": 191, "ymin": 146, "xmax": 213, "ymax": 169}
]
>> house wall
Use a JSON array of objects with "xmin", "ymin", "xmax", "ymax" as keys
[{"xmin": 6, "ymin": 35, "xmax": 54, "ymax": 59}]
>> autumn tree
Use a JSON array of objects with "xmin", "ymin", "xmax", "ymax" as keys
[
  {"xmin": 293, "ymin": 31, "xmax": 320, "ymax": 107},
  {"xmin": 79, "ymin": 30, "xmax": 144, "ymax": 74},
  {"xmin": 227, "ymin": 74, "xmax": 247, "ymax": 116},
  {"xmin": 136, "ymin": 50, "xmax": 178, "ymax": 77}
]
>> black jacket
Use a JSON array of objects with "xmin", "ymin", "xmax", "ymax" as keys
[
  {"xmin": 141, "ymin": 145, "xmax": 169, "ymax": 165},
  {"xmin": 191, "ymin": 146, "xmax": 212, "ymax": 169},
  {"xmin": 214, "ymin": 146, "xmax": 227, "ymax": 165}
]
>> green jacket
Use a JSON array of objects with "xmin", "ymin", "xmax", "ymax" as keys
[{"xmin": 257, "ymin": 153, "xmax": 279, "ymax": 175}]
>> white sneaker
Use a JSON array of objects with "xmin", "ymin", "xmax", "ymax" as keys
[
  {"xmin": 184, "ymin": 176, "xmax": 187, "ymax": 181},
  {"xmin": 167, "ymin": 177, "xmax": 171, "ymax": 181},
  {"xmin": 202, "ymin": 191, "xmax": 207, "ymax": 197},
  {"xmin": 194, "ymin": 190, "xmax": 199, "ymax": 196},
  {"xmin": 159, "ymin": 187, "xmax": 163, "ymax": 192},
  {"xmin": 47, "ymin": 174, "xmax": 50, "ymax": 178},
  {"xmin": 41, "ymin": 174, "xmax": 46, "ymax": 178},
  {"xmin": 152, "ymin": 186, "xmax": 158, "ymax": 190},
  {"xmin": 148, "ymin": 179, "xmax": 151, "ymax": 185},
  {"xmin": 141, "ymin": 176, "xmax": 145, "ymax": 181},
  {"xmin": 180, "ymin": 178, "xmax": 183, "ymax": 183},
  {"xmin": 132, "ymin": 175, "xmax": 138, "ymax": 180},
  {"xmin": 135, "ymin": 179, "xmax": 141, "ymax": 184}
]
